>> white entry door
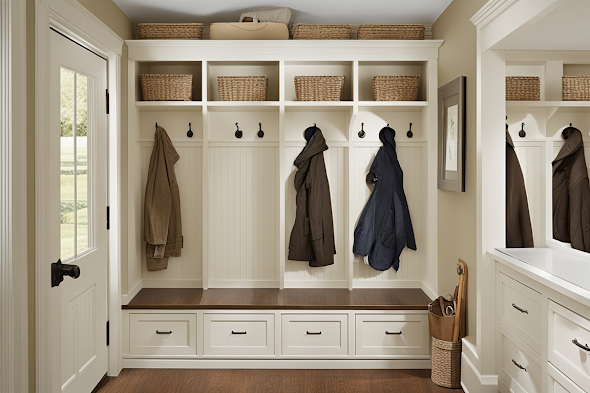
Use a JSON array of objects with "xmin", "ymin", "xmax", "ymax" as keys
[{"xmin": 46, "ymin": 30, "xmax": 108, "ymax": 393}]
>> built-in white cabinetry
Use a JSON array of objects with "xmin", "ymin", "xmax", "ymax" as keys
[
  {"xmin": 125, "ymin": 40, "xmax": 441, "ymax": 295},
  {"xmin": 493, "ymin": 248, "xmax": 590, "ymax": 393}
]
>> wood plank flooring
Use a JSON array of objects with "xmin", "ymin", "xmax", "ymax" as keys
[
  {"xmin": 123, "ymin": 288, "xmax": 432, "ymax": 310},
  {"xmin": 92, "ymin": 369, "xmax": 463, "ymax": 392}
]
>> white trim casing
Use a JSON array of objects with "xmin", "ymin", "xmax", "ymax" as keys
[{"xmin": 35, "ymin": 0, "xmax": 123, "ymax": 389}]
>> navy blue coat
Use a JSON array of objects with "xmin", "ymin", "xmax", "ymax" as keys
[{"xmin": 352, "ymin": 127, "xmax": 416, "ymax": 271}]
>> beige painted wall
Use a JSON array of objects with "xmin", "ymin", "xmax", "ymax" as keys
[
  {"xmin": 432, "ymin": 0, "xmax": 487, "ymax": 338},
  {"xmin": 25, "ymin": 1, "xmax": 132, "ymax": 390}
]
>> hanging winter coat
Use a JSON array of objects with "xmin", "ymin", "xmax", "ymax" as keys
[
  {"xmin": 353, "ymin": 126, "xmax": 416, "ymax": 271},
  {"xmin": 506, "ymin": 130, "xmax": 534, "ymax": 248},
  {"xmin": 144, "ymin": 125, "xmax": 182, "ymax": 271},
  {"xmin": 553, "ymin": 126, "xmax": 590, "ymax": 253},
  {"xmin": 288, "ymin": 126, "xmax": 336, "ymax": 267}
]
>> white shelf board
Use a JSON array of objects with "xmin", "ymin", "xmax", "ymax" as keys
[
  {"xmin": 358, "ymin": 101, "xmax": 428, "ymax": 110},
  {"xmin": 506, "ymin": 100, "xmax": 590, "ymax": 109},
  {"xmin": 207, "ymin": 101, "xmax": 280, "ymax": 107},
  {"xmin": 136, "ymin": 101, "xmax": 203, "ymax": 111}
]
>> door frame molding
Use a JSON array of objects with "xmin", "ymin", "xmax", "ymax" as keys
[{"xmin": 35, "ymin": 0, "xmax": 123, "ymax": 389}]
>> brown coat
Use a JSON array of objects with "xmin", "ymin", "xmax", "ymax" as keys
[
  {"xmin": 144, "ymin": 126, "xmax": 182, "ymax": 271},
  {"xmin": 288, "ymin": 127, "xmax": 336, "ymax": 267},
  {"xmin": 506, "ymin": 131, "xmax": 534, "ymax": 248},
  {"xmin": 553, "ymin": 126, "xmax": 590, "ymax": 253}
]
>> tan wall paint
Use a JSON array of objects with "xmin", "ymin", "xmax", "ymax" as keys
[
  {"xmin": 25, "ymin": 1, "xmax": 132, "ymax": 391},
  {"xmin": 432, "ymin": 0, "xmax": 487, "ymax": 338}
]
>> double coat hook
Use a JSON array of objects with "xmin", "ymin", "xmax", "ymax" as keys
[{"xmin": 235, "ymin": 123, "xmax": 243, "ymax": 139}]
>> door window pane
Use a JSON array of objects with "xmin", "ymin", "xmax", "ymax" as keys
[{"xmin": 76, "ymin": 74, "xmax": 89, "ymax": 253}]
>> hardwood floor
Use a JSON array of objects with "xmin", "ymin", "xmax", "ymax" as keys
[{"xmin": 92, "ymin": 369, "xmax": 463, "ymax": 392}]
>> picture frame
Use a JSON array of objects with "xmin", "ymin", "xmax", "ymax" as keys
[{"xmin": 437, "ymin": 76, "xmax": 466, "ymax": 192}]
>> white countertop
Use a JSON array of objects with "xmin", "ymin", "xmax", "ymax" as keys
[{"xmin": 490, "ymin": 247, "xmax": 590, "ymax": 306}]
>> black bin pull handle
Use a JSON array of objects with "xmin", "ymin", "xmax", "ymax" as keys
[
  {"xmin": 306, "ymin": 331, "xmax": 322, "ymax": 335},
  {"xmin": 573, "ymin": 338, "xmax": 590, "ymax": 352},
  {"xmin": 511, "ymin": 359, "xmax": 527, "ymax": 372},
  {"xmin": 385, "ymin": 331, "xmax": 402, "ymax": 335},
  {"xmin": 232, "ymin": 331, "xmax": 247, "ymax": 335},
  {"xmin": 156, "ymin": 330, "xmax": 173, "ymax": 335},
  {"xmin": 512, "ymin": 303, "xmax": 528, "ymax": 314}
]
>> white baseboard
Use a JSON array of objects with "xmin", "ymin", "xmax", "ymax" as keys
[
  {"xmin": 121, "ymin": 280, "xmax": 143, "ymax": 305},
  {"xmin": 122, "ymin": 358, "xmax": 432, "ymax": 369},
  {"xmin": 352, "ymin": 280, "xmax": 423, "ymax": 289},
  {"xmin": 208, "ymin": 280, "xmax": 278, "ymax": 288},
  {"xmin": 461, "ymin": 352, "xmax": 498, "ymax": 393},
  {"xmin": 143, "ymin": 279, "xmax": 203, "ymax": 288},
  {"xmin": 284, "ymin": 280, "xmax": 349, "ymax": 288}
]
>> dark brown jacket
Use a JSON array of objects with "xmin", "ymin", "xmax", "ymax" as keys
[
  {"xmin": 144, "ymin": 126, "xmax": 182, "ymax": 271},
  {"xmin": 288, "ymin": 126, "xmax": 336, "ymax": 267},
  {"xmin": 506, "ymin": 131, "xmax": 534, "ymax": 248},
  {"xmin": 553, "ymin": 126, "xmax": 590, "ymax": 253}
]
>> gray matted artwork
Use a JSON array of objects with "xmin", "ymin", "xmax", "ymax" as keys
[{"xmin": 438, "ymin": 76, "xmax": 465, "ymax": 192}]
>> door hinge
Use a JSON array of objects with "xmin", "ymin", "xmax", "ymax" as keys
[
  {"xmin": 107, "ymin": 206, "xmax": 110, "ymax": 230},
  {"xmin": 106, "ymin": 89, "xmax": 110, "ymax": 114},
  {"xmin": 106, "ymin": 321, "xmax": 110, "ymax": 346}
]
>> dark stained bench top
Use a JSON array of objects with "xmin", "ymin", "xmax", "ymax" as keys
[{"xmin": 122, "ymin": 288, "xmax": 432, "ymax": 310}]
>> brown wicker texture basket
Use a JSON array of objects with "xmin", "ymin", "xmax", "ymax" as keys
[
  {"xmin": 294, "ymin": 76, "xmax": 345, "ymax": 101},
  {"xmin": 373, "ymin": 76, "xmax": 420, "ymax": 101},
  {"xmin": 137, "ymin": 23, "xmax": 203, "ymax": 39},
  {"xmin": 562, "ymin": 76, "xmax": 590, "ymax": 101},
  {"xmin": 358, "ymin": 24, "xmax": 425, "ymax": 40},
  {"xmin": 431, "ymin": 337, "xmax": 462, "ymax": 389},
  {"xmin": 506, "ymin": 77, "xmax": 540, "ymax": 101},
  {"xmin": 293, "ymin": 24, "xmax": 351, "ymax": 39},
  {"xmin": 140, "ymin": 74, "xmax": 193, "ymax": 101},
  {"xmin": 217, "ymin": 76, "xmax": 268, "ymax": 101}
]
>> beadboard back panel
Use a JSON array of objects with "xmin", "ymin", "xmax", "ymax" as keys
[
  {"xmin": 284, "ymin": 146, "xmax": 348, "ymax": 286},
  {"xmin": 513, "ymin": 143, "xmax": 546, "ymax": 248},
  {"xmin": 140, "ymin": 144, "xmax": 203, "ymax": 286},
  {"xmin": 351, "ymin": 144, "xmax": 426, "ymax": 284},
  {"xmin": 208, "ymin": 146, "xmax": 279, "ymax": 285}
]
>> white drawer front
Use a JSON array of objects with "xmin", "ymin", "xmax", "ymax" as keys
[
  {"xmin": 548, "ymin": 363, "xmax": 586, "ymax": 393},
  {"xmin": 355, "ymin": 314, "xmax": 429, "ymax": 356},
  {"xmin": 129, "ymin": 313, "xmax": 197, "ymax": 356},
  {"xmin": 500, "ymin": 327, "xmax": 542, "ymax": 393},
  {"xmin": 500, "ymin": 273, "xmax": 542, "ymax": 354},
  {"xmin": 549, "ymin": 300, "xmax": 590, "ymax": 392},
  {"xmin": 204, "ymin": 313, "xmax": 274, "ymax": 356},
  {"xmin": 281, "ymin": 314, "xmax": 348, "ymax": 356}
]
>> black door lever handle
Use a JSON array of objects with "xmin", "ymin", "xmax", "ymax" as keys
[{"xmin": 51, "ymin": 259, "xmax": 81, "ymax": 287}]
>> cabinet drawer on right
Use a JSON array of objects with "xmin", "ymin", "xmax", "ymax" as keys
[
  {"xmin": 549, "ymin": 300, "xmax": 590, "ymax": 393},
  {"xmin": 499, "ymin": 273, "xmax": 542, "ymax": 354},
  {"xmin": 355, "ymin": 314, "xmax": 429, "ymax": 356},
  {"xmin": 548, "ymin": 363, "xmax": 586, "ymax": 393}
]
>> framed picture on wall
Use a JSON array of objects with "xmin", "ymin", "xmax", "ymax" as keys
[{"xmin": 437, "ymin": 76, "xmax": 466, "ymax": 192}]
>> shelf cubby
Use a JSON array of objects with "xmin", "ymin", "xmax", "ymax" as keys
[
  {"xmin": 284, "ymin": 61, "xmax": 353, "ymax": 102},
  {"xmin": 207, "ymin": 61, "xmax": 279, "ymax": 102},
  {"xmin": 358, "ymin": 61, "xmax": 427, "ymax": 102},
  {"xmin": 136, "ymin": 61, "xmax": 202, "ymax": 102}
]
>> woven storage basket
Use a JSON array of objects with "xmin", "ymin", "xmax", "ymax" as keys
[
  {"xmin": 431, "ymin": 337, "xmax": 462, "ymax": 389},
  {"xmin": 140, "ymin": 74, "xmax": 193, "ymax": 101},
  {"xmin": 217, "ymin": 76, "xmax": 268, "ymax": 101},
  {"xmin": 373, "ymin": 76, "xmax": 420, "ymax": 101},
  {"xmin": 506, "ymin": 77, "xmax": 540, "ymax": 101},
  {"xmin": 562, "ymin": 76, "xmax": 590, "ymax": 101},
  {"xmin": 293, "ymin": 24, "xmax": 351, "ymax": 39},
  {"xmin": 137, "ymin": 23, "xmax": 203, "ymax": 39},
  {"xmin": 294, "ymin": 76, "xmax": 345, "ymax": 101},
  {"xmin": 358, "ymin": 24, "xmax": 424, "ymax": 40}
]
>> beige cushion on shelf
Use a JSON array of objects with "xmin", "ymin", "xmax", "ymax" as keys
[{"xmin": 209, "ymin": 22, "xmax": 289, "ymax": 40}]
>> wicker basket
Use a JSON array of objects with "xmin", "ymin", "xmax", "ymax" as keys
[
  {"xmin": 217, "ymin": 76, "xmax": 268, "ymax": 101},
  {"xmin": 506, "ymin": 77, "xmax": 540, "ymax": 101},
  {"xmin": 358, "ymin": 24, "xmax": 425, "ymax": 40},
  {"xmin": 293, "ymin": 24, "xmax": 351, "ymax": 39},
  {"xmin": 140, "ymin": 74, "xmax": 193, "ymax": 101},
  {"xmin": 373, "ymin": 76, "xmax": 420, "ymax": 101},
  {"xmin": 562, "ymin": 76, "xmax": 590, "ymax": 101},
  {"xmin": 137, "ymin": 23, "xmax": 203, "ymax": 39},
  {"xmin": 294, "ymin": 76, "xmax": 345, "ymax": 101},
  {"xmin": 431, "ymin": 337, "xmax": 462, "ymax": 389}
]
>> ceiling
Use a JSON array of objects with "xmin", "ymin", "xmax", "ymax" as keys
[{"xmin": 112, "ymin": 0, "xmax": 453, "ymax": 26}]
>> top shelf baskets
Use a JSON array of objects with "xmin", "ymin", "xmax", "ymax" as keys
[
  {"xmin": 137, "ymin": 23, "xmax": 204, "ymax": 39},
  {"xmin": 293, "ymin": 24, "xmax": 352, "ymax": 40},
  {"xmin": 358, "ymin": 24, "xmax": 425, "ymax": 40}
]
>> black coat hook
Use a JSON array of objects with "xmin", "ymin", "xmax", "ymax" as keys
[
  {"xmin": 519, "ymin": 122, "xmax": 526, "ymax": 138},
  {"xmin": 570, "ymin": 123, "xmax": 573, "ymax": 127},
  {"xmin": 187, "ymin": 122, "xmax": 193, "ymax": 138},
  {"xmin": 235, "ymin": 123, "xmax": 242, "ymax": 139},
  {"xmin": 155, "ymin": 122, "xmax": 158, "ymax": 129},
  {"xmin": 407, "ymin": 123, "xmax": 413, "ymax": 138},
  {"xmin": 358, "ymin": 123, "xmax": 365, "ymax": 138},
  {"xmin": 385, "ymin": 123, "xmax": 395, "ymax": 137},
  {"xmin": 258, "ymin": 123, "xmax": 264, "ymax": 138}
]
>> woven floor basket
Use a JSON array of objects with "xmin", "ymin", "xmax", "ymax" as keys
[
  {"xmin": 140, "ymin": 74, "xmax": 193, "ymax": 101},
  {"xmin": 137, "ymin": 23, "xmax": 203, "ymax": 39},
  {"xmin": 295, "ymin": 76, "xmax": 345, "ymax": 101},
  {"xmin": 217, "ymin": 76, "xmax": 268, "ymax": 101},
  {"xmin": 431, "ymin": 337, "xmax": 462, "ymax": 389},
  {"xmin": 506, "ymin": 77, "xmax": 540, "ymax": 101},
  {"xmin": 562, "ymin": 76, "xmax": 590, "ymax": 101},
  {"xmin": 373, "ymin": 76, "xmax": 420, "ymax": 101},
  {"xmin": 358, "ymin": 24, "xmax": 425, "ymax": 40},
  {"xmin": 293, "ymin": 24, "xmax": 351, "ymax": 39}
]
